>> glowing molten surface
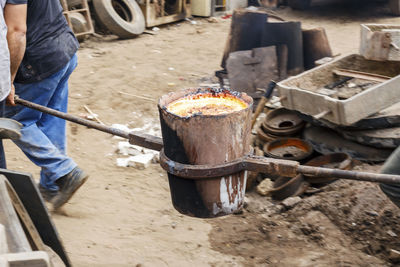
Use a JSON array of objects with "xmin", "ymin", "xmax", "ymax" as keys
[{"xmin": 167, "ymin": 93, "xmax": 248, "ymax": 117}]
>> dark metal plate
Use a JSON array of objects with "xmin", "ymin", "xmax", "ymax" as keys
[
  {"xmin": 303, "ymin": 126, "xmax": 393, "ymax": 162},
  {"xmin": 341, "ymin": 127, "xmax": 400, "ymax": 149},
  {"xmin": 0, "ymin": 169, "xmax": 71, "ymax": 267}
]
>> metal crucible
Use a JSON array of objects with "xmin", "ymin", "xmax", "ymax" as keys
[{"xmin": 158, "ymin": 88, "xmax": 253, "ymax": 218}]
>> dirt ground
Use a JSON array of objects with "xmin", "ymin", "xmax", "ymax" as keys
[{"xmin": 4, "ymin": 1, "xmax": 400, "ymax": 266}]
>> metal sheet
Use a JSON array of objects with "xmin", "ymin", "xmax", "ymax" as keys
[
  {"xmin": 0, "ymin": 169, "xmax": 71, "ymax": 267},
  {"xmin": 341, "ymin": 127, "xmax": 400, "ymax": 148},
  {"xmin": 303, "ymin": 126, "xmax": 393, "ymax": 162}
]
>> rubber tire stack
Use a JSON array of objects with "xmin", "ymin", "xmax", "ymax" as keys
[{"xmin": 93, "ymin": 0, "xmax": 145, "ymax": 39}]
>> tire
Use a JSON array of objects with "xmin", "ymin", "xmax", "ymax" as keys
[
  {"xmin": 70, "ymin": 13, "xmax": 89, "ymax": 42},
  {"xmin": 288, "ymin": 0, "xmax": 311, "ymax": 10},
  {"xmin": 93, "ymin": 0, "xmax": 145, "ymax": 38},
  {"xmin": 389, "ymin": 0, "xmax": 400, "ymax": 15},
  {"xmin": 70, "ymin": 13, "xmax": 89, "ymax": 33}
]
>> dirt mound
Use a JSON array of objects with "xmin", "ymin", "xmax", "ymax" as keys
[{"xmin": 210, "ymin": 166, "xmax": 400, "ymax": 266}]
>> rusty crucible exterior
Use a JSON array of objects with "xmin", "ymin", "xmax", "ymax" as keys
[{"xmin": 158, "ymin": 88, "xmax": 253, "ymax": 218}]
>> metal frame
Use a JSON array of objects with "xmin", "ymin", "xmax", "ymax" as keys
[
  {"xmin": 140, "ymin": 0, "xmax": 192, "ymax": 27},
  {"xmin": 59, "ymin": 0, "xmax": 94, "ymax": 38}
]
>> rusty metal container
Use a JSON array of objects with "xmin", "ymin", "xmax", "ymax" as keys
[{"xmin": 158, "ymin": 88, "xmax": 253, "ymax": 218}]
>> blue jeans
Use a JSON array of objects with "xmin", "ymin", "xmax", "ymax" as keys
[{"xmin": 5, "ymin": 54, "xmax": 78, "ymax": 191}]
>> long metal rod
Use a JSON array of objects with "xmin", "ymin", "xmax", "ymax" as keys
[
  {"xmin": 15, "ymin": 97, "xmax": 129, "ymax": 138},
  {"xmin": 297, "ymin": 165, "xmax": 400, "ymax": 184},
  {"xmin": 160, "ymin": 152, "xmax": 400, "ymax": 185},
  {"xmin": 14, "ymin": 96, "xmax": 163, "ymax": 151}
]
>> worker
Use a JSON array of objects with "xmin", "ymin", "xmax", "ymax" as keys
[
  {"xmin": 380, "ymin": 146, "xmax": 400, "ymax": 208},
  {"xmin": 0, "ymin": 1, "xmax": 20, "ymax": 169},
  {"xmin": 4, "ymin": 0, "xmax": 88, "ymax": 209}
]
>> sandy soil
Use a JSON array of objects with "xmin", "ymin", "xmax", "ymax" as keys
[{"xmin": 4, "ymin": 1, "xmax": 400, "ymax": 266}]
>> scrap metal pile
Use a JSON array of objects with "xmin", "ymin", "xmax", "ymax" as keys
[
  {"xmin": 219, "ymin": 9, "xmax": 400, "ymax": 200},
  {"xmin": 60, "ymin": 0, "xmax": 191, "ymax": 39}
]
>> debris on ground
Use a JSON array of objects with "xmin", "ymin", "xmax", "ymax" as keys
[
  {"xmin": 281, "ymin": 196, "xmax": 302, "ymax": 209},
  {"xmin": 112, "ymin": 119, "xmax": 161, "ymax": 169},
  {"xmin": 256, "ymin": 178, "xmax": 273, "ymax": 196}
]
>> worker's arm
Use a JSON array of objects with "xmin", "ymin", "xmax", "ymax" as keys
[{"xmin": 4, "ymin": 3, "xmax": 27, "ymax": 106}]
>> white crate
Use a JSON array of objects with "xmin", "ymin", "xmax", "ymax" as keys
[
  {"xmin": 360, "ymin": 24, "xmax": 400, "ymax": 61},
  {"xmin": 277, "ymin": 54, "xmax": 400, "ymax": 126}
]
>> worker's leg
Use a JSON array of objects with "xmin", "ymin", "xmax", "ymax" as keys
[
  {"xmin": 37, "ymin": 54, "xmax": 77, "ymax": 154},
  {"xmin": 380, "ymin": 146, "xmax": 400, "ymax": 208},
  {"xmin": 4, "ymin": 60, "xmax": 77, "ymax": 191}
]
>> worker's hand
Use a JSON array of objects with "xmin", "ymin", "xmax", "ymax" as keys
[{"xmin": 6, "ymin": 84, "xmax": 15, "ymax": 106}]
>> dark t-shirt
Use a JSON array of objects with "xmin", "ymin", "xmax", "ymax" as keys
[{"xmin": 10, "ymin": 0, "xmax": 79, "ymax": 83}]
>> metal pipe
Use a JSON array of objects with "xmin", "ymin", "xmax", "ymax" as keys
[
  {"xmin": 297, "ymin": 165, "xmax": 400, "ymax": 184},
  {"xmin": 14, "ymin": 96, "xmax": 163, "ymax": 151},
  {"xmin": 15, "ymin": 96, "xmax": 129, "ymax": 138}
]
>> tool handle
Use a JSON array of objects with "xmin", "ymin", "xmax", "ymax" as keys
[
  {"xmin": 264, "ymin": 81, "xmax": 277, "ymax": 99},
  {"xmin": 14, "ymin": 96, "xmax": 163, "ymax": 151},
  {"xmin": 251, "ymin": 81, "xmax": 277, "ymax": 129}
]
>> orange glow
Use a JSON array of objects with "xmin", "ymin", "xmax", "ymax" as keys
[{"xmin": 167, "ymin": 92, "xmax": 248, "ymax": 117}]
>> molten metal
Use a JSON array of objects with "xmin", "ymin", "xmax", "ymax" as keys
[{"xmin": 166, "ymin": 91, "xmax": 248, "ymax": 117}]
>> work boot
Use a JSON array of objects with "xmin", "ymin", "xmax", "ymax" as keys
[
  {"xmin": 38, "ymin": 184, "xmax": 58, "ymax": 202},
  {"xmin": 52, "ymin": 167, "xmax": 89, "ymax": 210}
]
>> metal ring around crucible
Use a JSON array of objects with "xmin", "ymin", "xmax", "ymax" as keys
[{"xmin": 159, "ymin": 149, "xmax": 249, "ymax": 179}]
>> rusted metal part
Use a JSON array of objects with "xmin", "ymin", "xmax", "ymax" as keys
[
  {"xmin": 262, "ymin": 108, "xmax": 305, "ymax": 136},
  {"xmin": 159, "ymin": 88, "xmax": 253, "ymax": 218},
  {"xmin": 128, "ymin": 132, "xmax": 163, "ymax": 151},
  {"xmin": 159, "ymin": 150, "xmax": 247, "ymax": 179},
  {"xmin": 160, "ymin": 151, "xmax": 300, "ymax": 179},
  {"xmin": 14, "ymin": 96, "xmax": 163, "ymax": 151},
  {"xmin": 269, "ymin": 175, "xmax": 309, "ymax": 200},
  {"xmin": 303, "ymin": 153, "xmax": 352, "ymax": 185},
  {"xmin": 257, "ymin": 127, "xmax": 279, "ymax": 143},
  {"xmin": 297, "ymin": 165, "xmax": 400, "ymax": 185},
  {"xmin": 245, "ymin": 155, "xmax": 299, "ymax": 177},
  {"xmin": 160, "ymin": 150, "xmax": 400, "ymax": 185},
  {"xmin": 263, "ymin": 138, "xmax": 313, "ymax": 161}
]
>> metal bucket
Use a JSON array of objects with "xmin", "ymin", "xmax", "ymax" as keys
[{"xmin": 158, "ymin": 88, "xmax": 253, "ymax": 218}]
